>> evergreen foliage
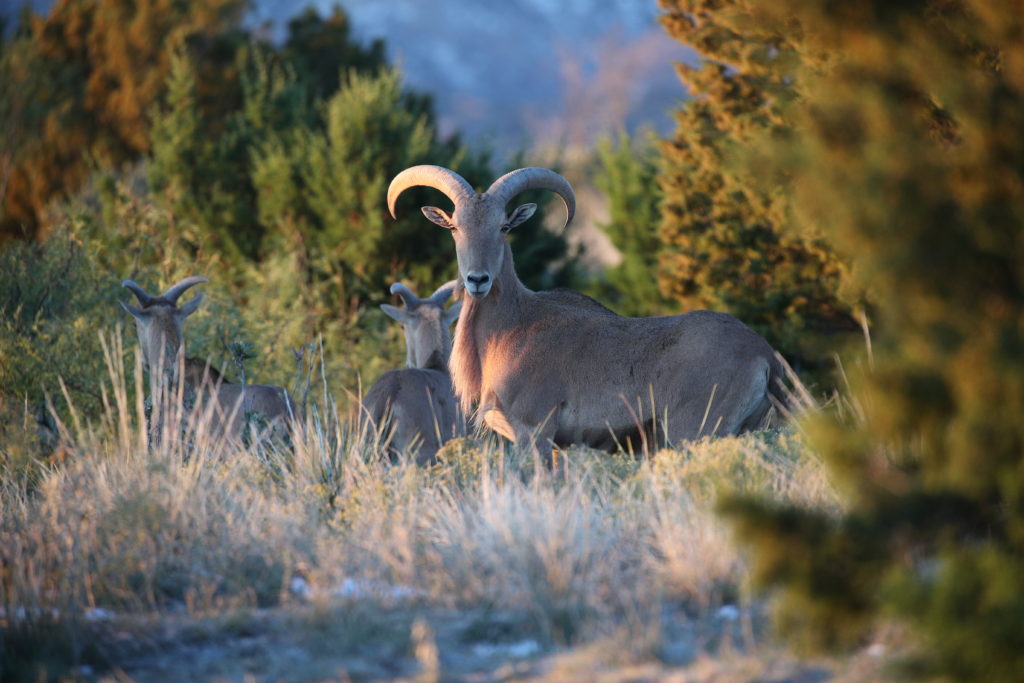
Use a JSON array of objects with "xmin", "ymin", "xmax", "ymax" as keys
[
  {"xmin": 592, "ymin": 130, "xmax": 674, "ymax": 316},
  {"xmin": 0, "ymin": 0, "xmax": 247, "ymax": 241},
  {"xmin": 657, "ymin": 0, "xmax": 858, "ymax": 375},
  {"xmin": 282, "ymin": 6, "xmax": 387, "ymax": 100},
  {"xmin": 717, "ymin": 1, "xmax": 1024, "ymax": 679},
  {"xmin": 0, "ymin": 228, "xmax": 124, "ymax": 421}
]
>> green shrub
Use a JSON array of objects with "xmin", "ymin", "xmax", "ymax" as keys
[
  {"xmin": 591, "ymin": 130, "xmax": 674, "ymax": 317},
  {"xmin": 0, "ymin": 230, "xmax": 127, "ymax": 422}
]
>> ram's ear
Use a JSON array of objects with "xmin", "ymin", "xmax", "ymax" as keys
[
  {"xmin": 444, "ymin": 300, "xmax": 462, "ymax": 326},
  {"xmin": 422, "ymin": 206, "xmax": 456, "ymax": 230},
  {"xmin": 503, "ymin": 203, "xmax": 536, "ymax": 232},
  {"xmin": 381, "ymin": 304, "xmax": 410, "ymax": 323},
  {"xmin": 120, "ymin": 300, "xmax": 147, "ymax": 321},
  {"xmin": 177, "ymin": 293, "xmax": 204, "ymax": 319}
]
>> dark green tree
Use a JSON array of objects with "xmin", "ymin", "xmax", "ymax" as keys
[
  {"xmin": 0, "ymin": 1, "xmax": 581, "ymax": 412},
  {"xmin": 282, "ymin": 5, "xmax": 387, "ymax": 100},
  {"xmin": 592, "ymin": 129, "xmax": 674, "ymax": 316},
  {"xmin": 657, "ymin": 0, "xmax": 857, "ymax": 375},
  {"xmin": 250, "ymin": 65, "xmax": 575, "ymax": 304},
  {"xmin": 719, "ymin": 1, "xmax": 1024, "ymax": 679},
  {"xmin": 144, "ymin": 28, "xmax": 573, "ymax": 385},
  {"xmin": 148, "ymin": 45, "xmax": 314, "ymax": 260}
]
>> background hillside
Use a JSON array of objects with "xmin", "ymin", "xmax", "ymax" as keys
[
  {"xmin": 272, "ymin": 1, "xmax": 692, "ymax": 154},
  {"xmin": 4, "ymin": 0, "xmax": 693, "ymax": 153}
]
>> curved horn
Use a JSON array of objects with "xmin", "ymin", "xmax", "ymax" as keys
[
  {"xmin": 162, "ymin": 276, "xmax": 209, "ymax": 305},
  {"xmin": 485, "ymin": 167, "xmax": 576, "ymax": 227},
  {"xmin": 389, "ymin": 282, "xmax": 420, "ymax": 307},
  {"xmin": 387, "ymin": 165, "xmax": 475, "ymax": 219},
  {"xmin": 429, "ymin": 279, "xmax": 459, "ymax": 305},
  {"xmin": 122, "ymin": 280, "xmax": 154, "ymax": 306}
]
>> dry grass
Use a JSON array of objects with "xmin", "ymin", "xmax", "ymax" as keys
[{"xmin": 0, "ymin": 334, "xmax": 842, "ymax": 681}]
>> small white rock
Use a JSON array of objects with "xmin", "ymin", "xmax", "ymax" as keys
[
  {"xmin": 716, "ymin": 604, "xmax": 740, "ymax": 621},
  {"xmin": 289, "ymin": 576, "xmax": 312, "ymax": 598},
  {"xmin": 85, "ymin": 607, "xmax": 114, "ymax": 622},
  {"xmin": 866, "ymin": 643, "xmax": 887, "ymax": 658},
  {"xmin": 506, "ymin": 640, "xmax": 541, "ymax": 658},
  {"xmin": 472, "ymin": 639, "xmax": 541, "ymax": 659}
]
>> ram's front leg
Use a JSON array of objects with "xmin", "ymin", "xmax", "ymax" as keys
[
  {"xmin": 481, "ymin": 402, "xmax": 554, "ymax": 472},
  {"xmin": 515, "ymin": 419, "xmax": 557, "ymax": 473},
  {"xmin": 508, "ymin": 410, "xmax": 560, "ymax": 480}
]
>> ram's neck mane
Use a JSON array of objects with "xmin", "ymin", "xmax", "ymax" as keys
[
  {"xmin": 450, "ymin": 244, "xmax": 529, "ymax": 416},
  {"xmin": 450, "ymin": 295, "xmax": 482, "ymax": 414}
]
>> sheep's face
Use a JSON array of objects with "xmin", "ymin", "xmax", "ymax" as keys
[
  {"xmin": 422, "ymin": 195, "xmax": 536, "ymax": 299},
  {"xmin": 381, "ymin": 298, "xmax": 461, "ymax": 369},
  {"xmin": 121, "ymin": 296, "xmax": 202, "ymax": 375}
]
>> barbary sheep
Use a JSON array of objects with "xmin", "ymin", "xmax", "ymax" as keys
[
  {"xmin": 121, "ymin": 277, "xmax": 298, "ymax": 441},
  {"xmin": 362, "ymin": 281, "xmax": 464, "ymax": 464},
  {"xmin": 387, "ymin": 165, "xmax": 786, "ymax": 462}
]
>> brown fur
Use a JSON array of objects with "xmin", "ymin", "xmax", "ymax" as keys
[
  {"xmin": 362, "ymin": 282, "xmax": 465, "ymax": 464},
  {"xmin": 183, "ymin": 357, "xmax": 228, "ymax": 386},
  {"xmin": 122, "ymin": 278, "xmax": 299, "ymax": 441},
  {"xmin": 389, "ymin": 166, "xmax": 785, "ymax": 458},
  {"xmin": 455, "ymin": 243, "xmax": 784, "ymax": 453},
  {"xmin": 451, "ymin": 291, "xmax": 483, "ymax": 414},
  {"xmin": 179, "ymin": 357, "xmax": 297, "ymax": 439},
  {"xmin": 363, "ymin": 368, "xmax": 463, "ymax": 465}
]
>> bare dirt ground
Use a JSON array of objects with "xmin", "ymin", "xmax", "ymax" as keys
[{"xmin": 53, "ymin": 600, "xmax": 888, "ymax": 682}]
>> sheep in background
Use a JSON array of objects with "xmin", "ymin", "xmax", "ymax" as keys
[
  {"xmin": 121, "ymin": 276, "xmax": 298, "ymax": 441},
  {"xmin": 362, "ymin": 281, "xmax": 465, "ymax": 464}
]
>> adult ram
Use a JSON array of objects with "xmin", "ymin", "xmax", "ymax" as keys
[{"xmin": 388, "ymin": 165, "xmax": 786, "ymax": 460}]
